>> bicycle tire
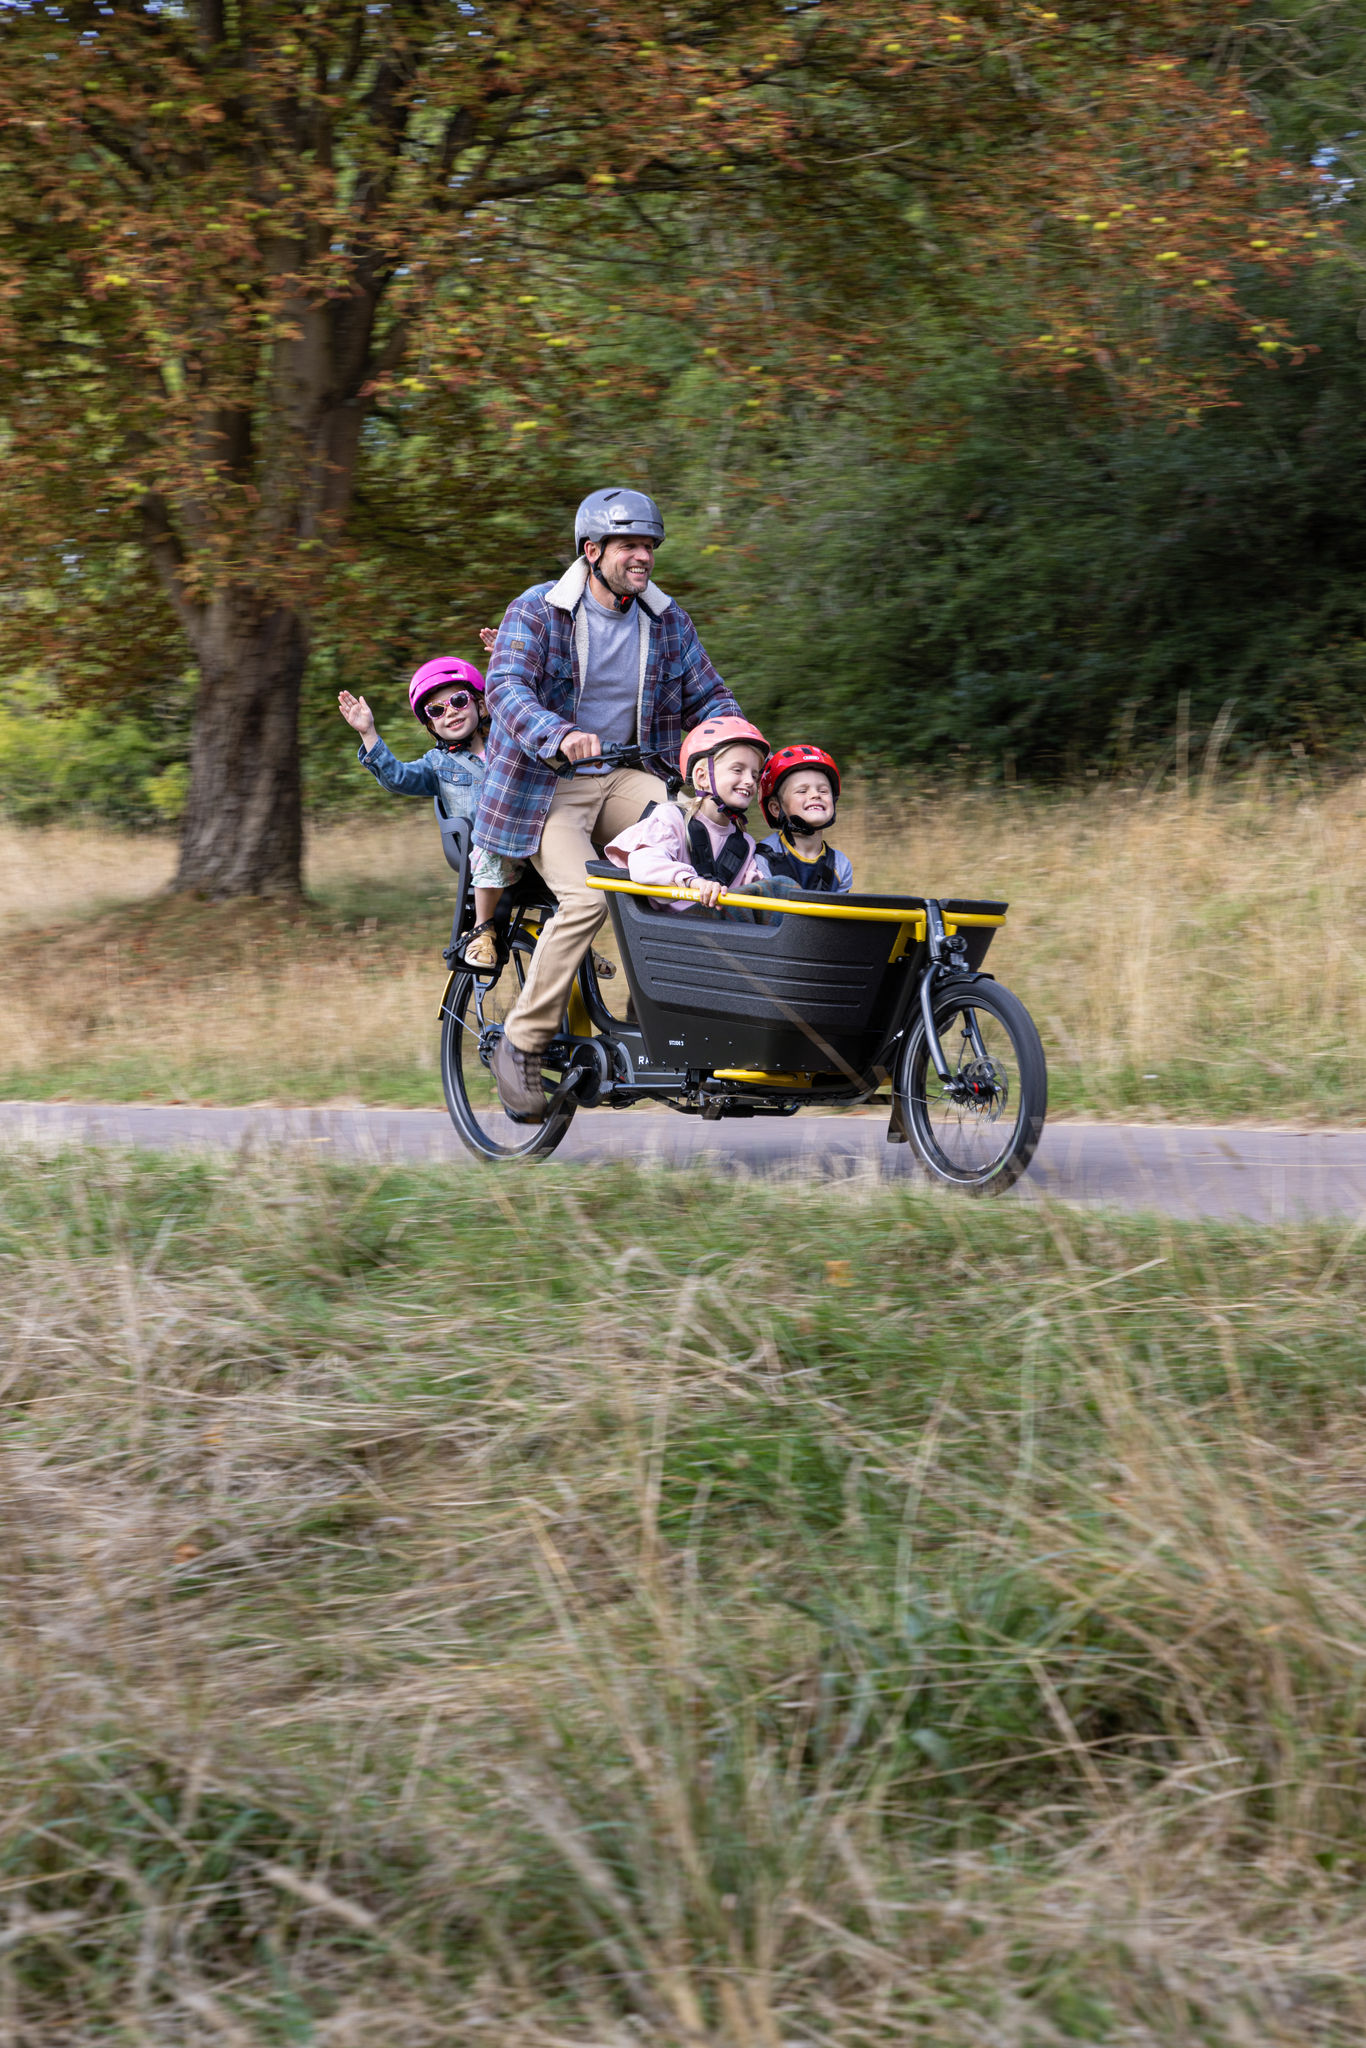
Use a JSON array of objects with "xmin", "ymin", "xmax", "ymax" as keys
[
  {"xmin": 440, "ymin": 937, "xmax": 578, "ymax": 1161},
  {"xmin": 897, "ymin": 979, "xmax": 1046, "ymax": 1195}
]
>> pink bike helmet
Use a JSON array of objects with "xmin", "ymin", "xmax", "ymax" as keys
[
  {"xmin": 678, "ymin": 716, "xmax": 769, "ymax": 789},
  {"xmin": 409, "ymin": 656, "xmax": 485, "ymax": 721}
]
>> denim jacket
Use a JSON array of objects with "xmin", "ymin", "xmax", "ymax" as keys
[{"xmin": 359, "ymin": 734, "xmax": 486, "ymax": 823}]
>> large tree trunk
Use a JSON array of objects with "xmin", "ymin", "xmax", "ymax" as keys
[{"xmin": 174, "ymin": 593, "xmax": 309, "ymax": 897}]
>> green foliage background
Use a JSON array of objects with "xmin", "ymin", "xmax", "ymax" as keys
[
  {"xmin": 258, "ymin": 267, "xmax": 1366, "ymax": 814},
  {"xmin": 683, "ymin": 277, "xmax": 1366, "ymax": 776}
]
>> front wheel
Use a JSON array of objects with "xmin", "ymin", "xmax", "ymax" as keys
[
  {"xmin": 440, "ymin": 938, "xmax": 577, "ymax": 1161},
  {"xmin": 896, "ymin": 980, "xmax": 1046, "ymax": 1195}
]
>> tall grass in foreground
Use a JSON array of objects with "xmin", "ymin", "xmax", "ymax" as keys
[
  {"xmin": 3, "ymin": 769, "xmax": 1365, "ymax": 1114},
  {"xmin": 1, "ymin": 1152, "xmax": 1365, "ymax": 2041}
]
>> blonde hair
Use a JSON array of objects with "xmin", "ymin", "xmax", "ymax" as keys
[{"xmin": 676, "ymin": 774, "xmax": 708, "ymax": 824}]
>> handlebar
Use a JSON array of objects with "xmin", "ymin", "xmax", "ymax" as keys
[{"xmin": 546, "ymin": 741, "xmax": 650, "ymax": 780}]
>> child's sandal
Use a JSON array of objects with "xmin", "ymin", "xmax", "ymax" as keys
[
  {"xmin": 463, "ymin": 921, "xmax": 499, "ymax": 969},
  {"xmin": 590, "ymin": 950, "xmax": 617, "ymax": 980}
]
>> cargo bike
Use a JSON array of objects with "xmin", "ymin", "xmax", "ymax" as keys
[{"xmin": 434, "ymin": 750, "xmax": 1047, "ymax": 1193}]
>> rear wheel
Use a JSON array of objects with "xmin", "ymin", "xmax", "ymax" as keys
[
  {"xmin": 441, "ymin": 937, "xmax": 578, "ymax": 1161},
  {"xmin": 897, "ymin": 980, "xmax": 1046, "ymax": 1194}
]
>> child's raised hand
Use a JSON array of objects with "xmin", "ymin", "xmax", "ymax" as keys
[
  {"xmin": 478, "ymin": 626, "xmax": 497, "ymax": 655},
  {"xmin": 338, "ymin": 690, "xmax": 377, "ymax": 744},
  {"xmin": 691, "ymin": 876, "xmax": 724, "ymax": 909}
]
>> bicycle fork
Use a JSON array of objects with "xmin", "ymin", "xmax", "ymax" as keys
[{"xmin": 919, "ymin": 899, "xmax": 989, "ymax": 1085}]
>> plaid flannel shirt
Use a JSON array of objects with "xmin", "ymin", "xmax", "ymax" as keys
[{"xmin": 474, "ymin": 557, "xmax": 741, "ymax": 860}]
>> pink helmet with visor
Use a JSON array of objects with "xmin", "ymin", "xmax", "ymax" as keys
[{"xmin": 409, "ymin": 656, "xmax": 485, "ymax": 722}]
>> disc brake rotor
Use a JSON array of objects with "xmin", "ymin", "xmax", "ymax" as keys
[{"xmin": 952, "ymin": 1057, "xmax": 1007, "ymax": 1119}]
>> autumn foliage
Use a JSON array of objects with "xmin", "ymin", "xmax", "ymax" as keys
[{"xmin": 0, "ymin": 0, "xmax": 1322, "ymax": 892}]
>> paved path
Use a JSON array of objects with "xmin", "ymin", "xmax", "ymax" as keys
[{"xmin": 2, "ymin": 1101, "xmax": 1365, "ymax": 1223}]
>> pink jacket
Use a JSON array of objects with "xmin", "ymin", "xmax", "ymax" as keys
[{"xmin": 604, "ymin": 804, "xmax": 765, "ymax": 898}]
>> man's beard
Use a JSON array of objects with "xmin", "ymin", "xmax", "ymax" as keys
[{"xmin": 595, "ymin": 558, "xmax": 645, "ymax": 602}]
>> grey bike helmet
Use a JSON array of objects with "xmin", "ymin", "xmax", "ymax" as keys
[{"xmin": 574, "ymin": 487, "xmax": 666, "ymax": 556}]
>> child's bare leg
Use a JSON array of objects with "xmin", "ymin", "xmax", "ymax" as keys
[{"xmin": 462, "ymin": 884, "xmax": 503, "ymax": 968}]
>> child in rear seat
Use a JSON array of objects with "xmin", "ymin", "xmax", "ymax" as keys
[
  {"xmin": 339, "ymin": 655, "xmax": 520, "ymax": 968},
  {"xmin": 604, "ymin": 717, "xmax": 770, "ymax": 912}
]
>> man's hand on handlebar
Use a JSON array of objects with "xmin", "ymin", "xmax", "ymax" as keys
[
  {"xmin": 546, "ymin": 739, "xmax": 648, "ymax": 778},
  {"xmin": 559, "ymin": 729, "xmax": 603, "ymax": 764}
]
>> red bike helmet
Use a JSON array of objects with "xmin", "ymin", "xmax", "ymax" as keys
[
  {"xmin": 679, "ymin": 716, "xmax": 769, "ymax": 789},
  {"xmin": 759, "ymin": 744, "xmax": 841, "ymax": 824},
  {"xmin": 409, "ymin": 656, "xmax": 485, "ymax": 722}
]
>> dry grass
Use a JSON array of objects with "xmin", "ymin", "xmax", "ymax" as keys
[
  {"xmin": 2, "ymin": 772, "xmax": 1364, "ymax": 1114},
  {"xmin": 2, "ymin": 1154, "xmax": 1365, "ymax": 2042},
  {"xmin": 0, "ymin": 813, "xmax": 452, "ymax": 1105},
  {"xmin": 843, "ymin": 765, "xmax": 1366, "ymax": 1119},
  {"xmin": 0, "ymin": 820, "xmax": 177, "ymax": 933}
]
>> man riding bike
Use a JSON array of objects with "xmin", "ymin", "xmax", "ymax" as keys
[{"xmin": 474, "ymin": 487, "xmax": 744, "ymax": 1121}]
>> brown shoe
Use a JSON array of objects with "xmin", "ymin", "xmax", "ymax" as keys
[{"xmin": 489, "ymin": 1030, "xmax": 548, "ymax": 1122}]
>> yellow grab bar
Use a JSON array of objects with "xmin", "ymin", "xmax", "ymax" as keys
[
  {"xmin": 586, "ymin": 873, "xmax": 1006, "ymax": 937},
  {"xmin": 588, "ymin": 873, "xmax": 926, "ymax": 934}
]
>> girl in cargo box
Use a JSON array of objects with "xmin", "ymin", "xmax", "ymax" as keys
[{"xmin": 604, "ymin": 717, "xmax": 770, "ymax": 913}]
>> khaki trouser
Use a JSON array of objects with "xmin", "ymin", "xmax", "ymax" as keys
[{"xmin": 504, "ymin": 766, "xmax": 664, "ymax": 1053}]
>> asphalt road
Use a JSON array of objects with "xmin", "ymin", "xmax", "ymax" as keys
[{"xmin": 2, "ymin": 1100, "xmax": 1365, "ymax": 1223}]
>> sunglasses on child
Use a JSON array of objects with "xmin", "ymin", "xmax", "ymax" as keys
[{"xmin": 425, "ymin": 690, "xmax": 477, "ymax": 716}]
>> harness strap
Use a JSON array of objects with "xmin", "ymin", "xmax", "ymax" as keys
[
  {"xmin": 687, "ymin": 813, "xmax": 751, "ymax": 888},
  {"xmin": 762, "ymin": 836, "xmax": 839, "ymax": 893}
]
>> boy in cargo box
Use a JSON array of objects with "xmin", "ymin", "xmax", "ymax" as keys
[{"xmin": 754, "ymin": 745, "xmax": 853, "ymax": 894}]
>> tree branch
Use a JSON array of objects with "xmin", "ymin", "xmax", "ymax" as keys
[{"xmin": 140, "ymin": 494, "xmax": 202, "ymax": 638}]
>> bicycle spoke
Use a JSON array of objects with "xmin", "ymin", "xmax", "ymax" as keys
[{"xmin": 441, "ymin": 949, "xmax": 578, "ymax": 1161}]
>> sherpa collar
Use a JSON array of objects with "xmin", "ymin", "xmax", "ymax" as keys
[{"xmin": 544, "ymin": 555, "xmax": 672, "ymax": 618}]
